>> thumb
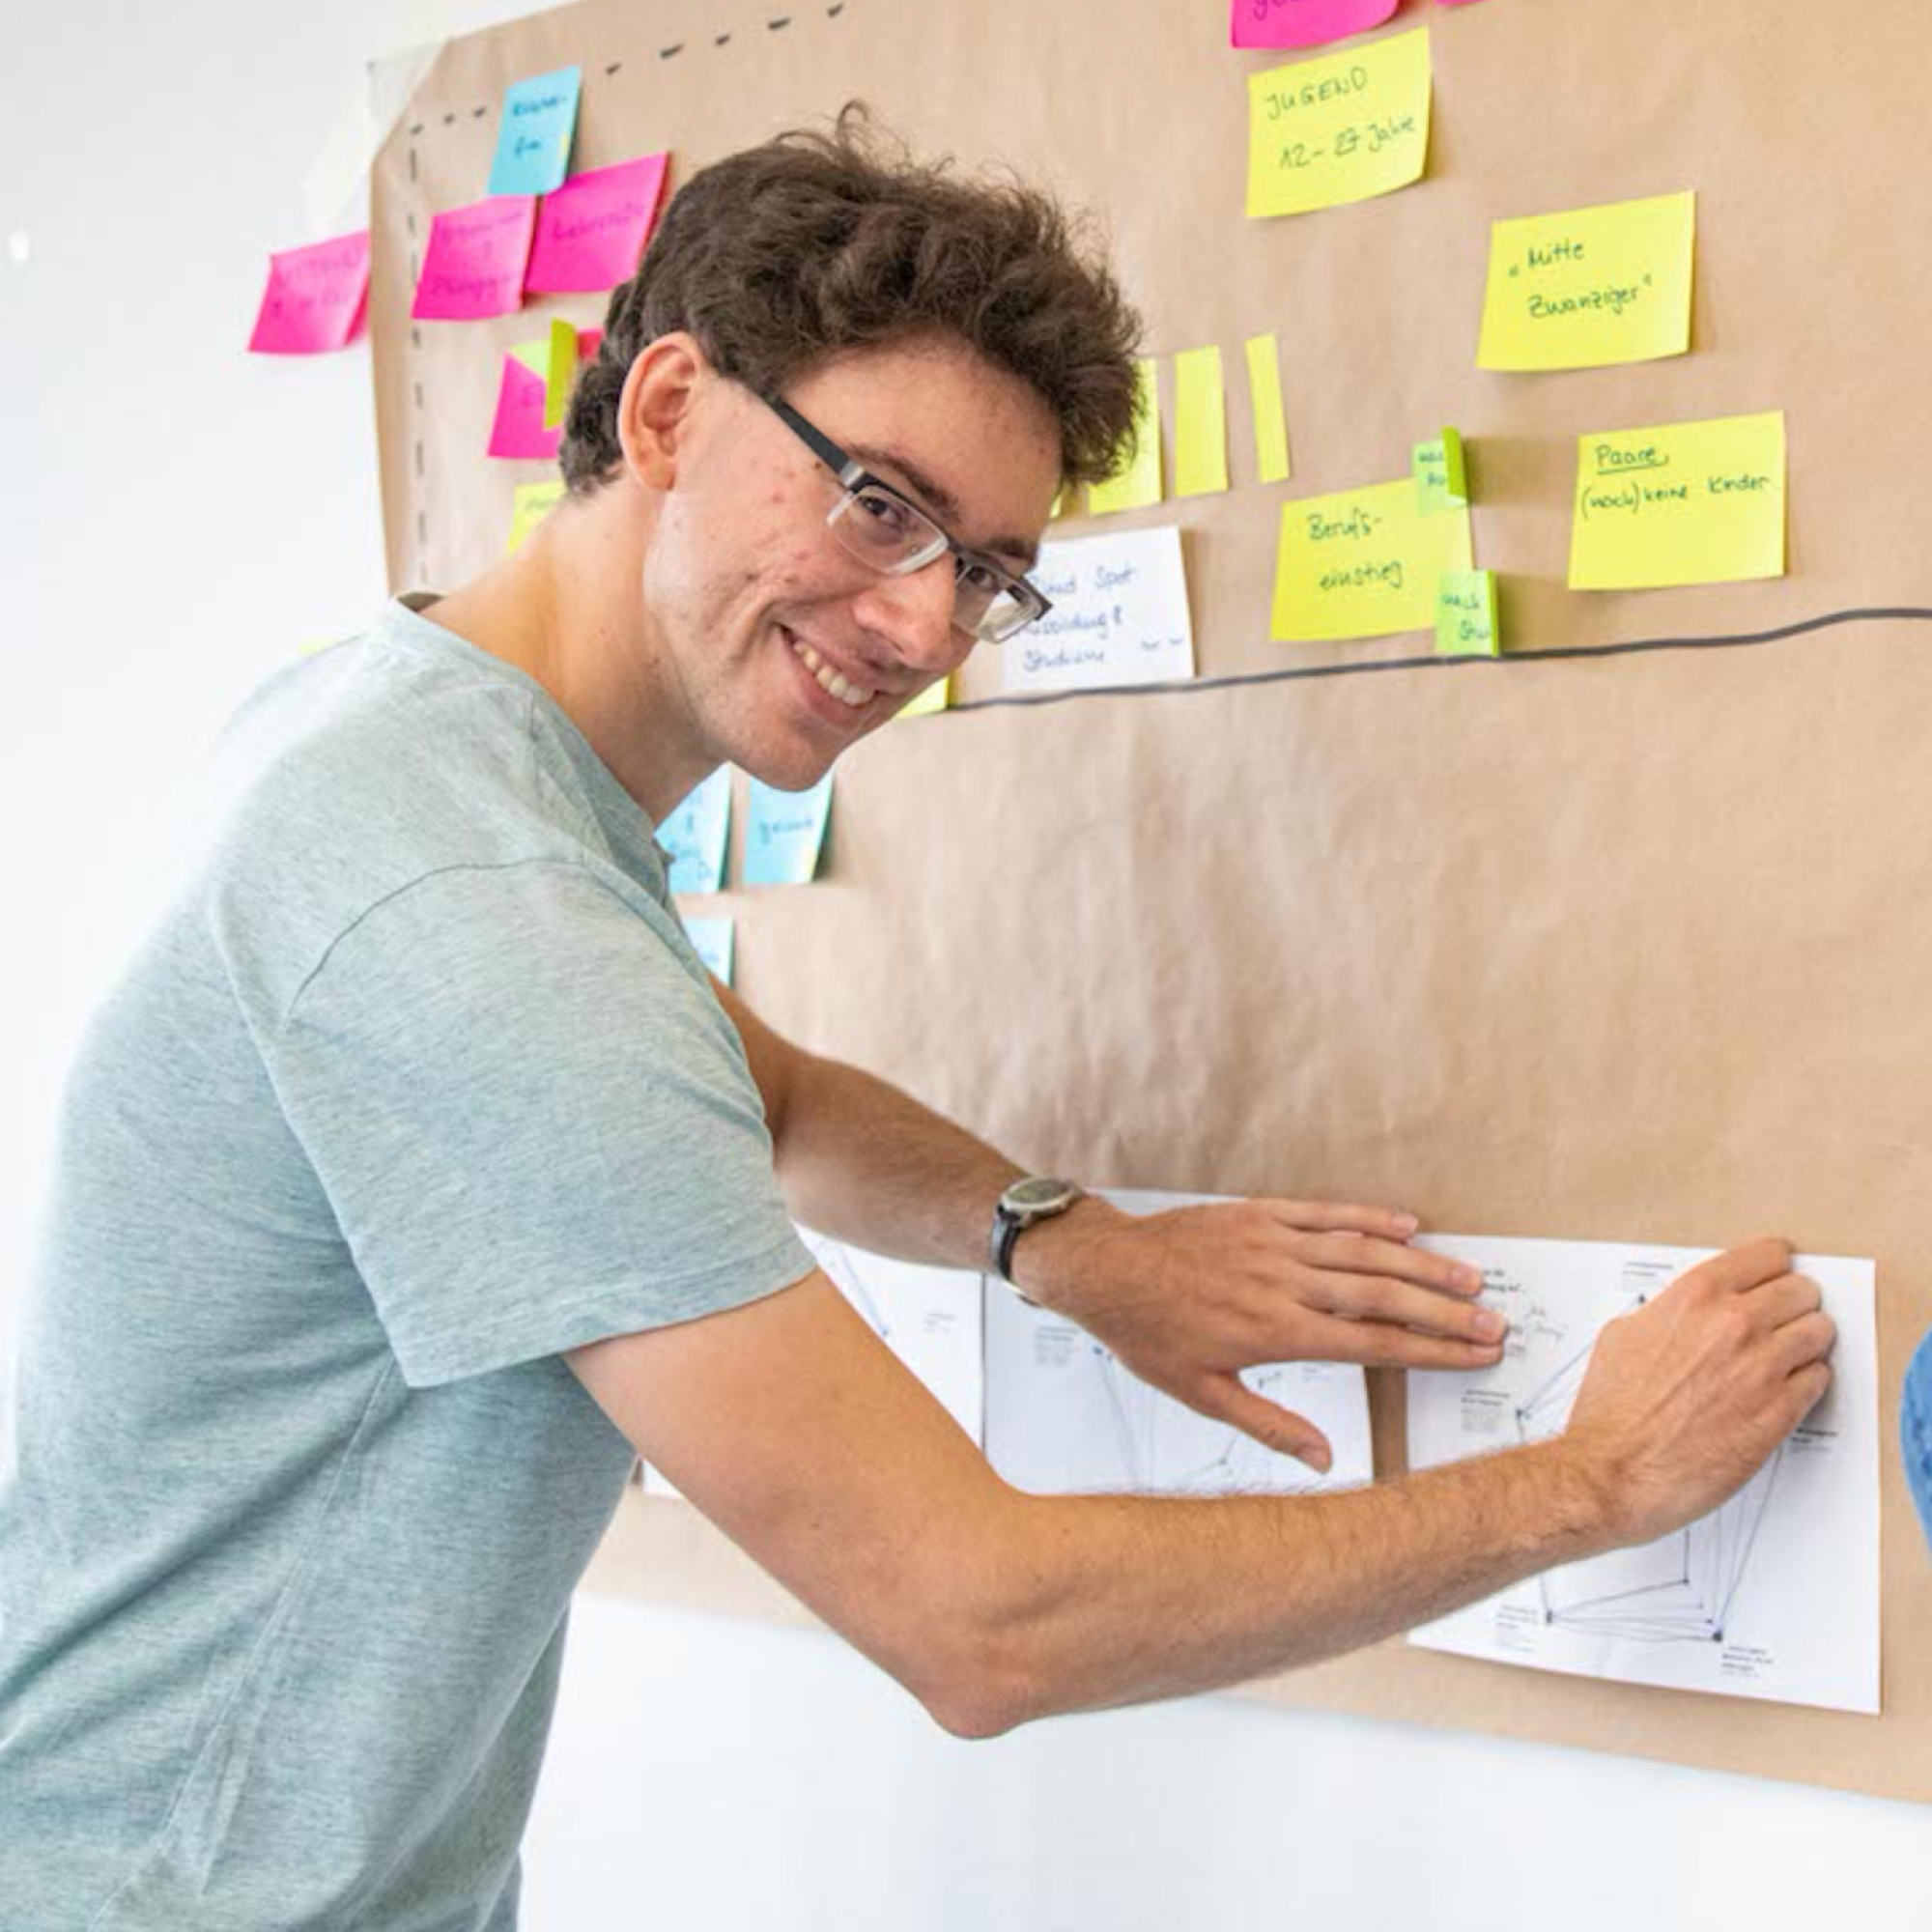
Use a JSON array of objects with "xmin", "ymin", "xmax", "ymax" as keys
[{"xmin": 1192, "ymin": 1373, "xmax": 1334, "ymax": 1474}]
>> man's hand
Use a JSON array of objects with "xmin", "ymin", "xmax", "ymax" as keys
[
  {"xmin": 1010, "ymin": 1195, "xmax": 1506, "ymax": 1470},
  {"xmin": 1559, "ymin": 1236, "xmax": 1835, "ymax": 1546}
]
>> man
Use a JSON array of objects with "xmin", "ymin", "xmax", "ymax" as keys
[{"xmin": 0, "ymin": 114, "xmax": 1833, "ymax": 1928}]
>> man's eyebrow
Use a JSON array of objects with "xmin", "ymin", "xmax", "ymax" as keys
[{"xmin": 846, "ymin": 440, "xmax": 1040, "ymax": 572}]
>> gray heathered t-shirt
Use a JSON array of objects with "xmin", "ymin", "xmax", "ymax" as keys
[{"xmin": 0, "ymin": 599, "xmax": 813, "ymax": 1929}]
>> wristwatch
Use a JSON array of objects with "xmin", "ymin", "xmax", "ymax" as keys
[{"xmin": 988, "ymin": 1177, "xmax": 1085, "ymax": 1288}]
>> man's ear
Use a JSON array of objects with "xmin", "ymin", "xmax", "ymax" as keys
[{"xmin": 614, "ymin": 332, "xmax": 708, "ymax": 492}]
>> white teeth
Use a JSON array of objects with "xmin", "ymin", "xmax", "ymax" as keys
[{"xmin": 787, "ymin": 632, "xmax": 874, "ymax": 709}]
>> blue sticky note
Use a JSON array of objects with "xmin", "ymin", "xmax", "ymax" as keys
[
  {"xmin": 488, "ymin": 67, "xmax": 582, "ymax": 197},
  {"xmin": 682, "ymin": 917, "xmax": 735, "ymax": 985},
  {"xmin": 660, "ymin": 767, "xmax": 731, "ymax": 896},
  {"xmin": 743, "ymin": 775, "xmax": 834, "ymax": 888}
]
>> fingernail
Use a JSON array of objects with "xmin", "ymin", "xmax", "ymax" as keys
[
  {"xmin": 1460, "ymin": 1266, "xmax": 1484, "ymax": 1293},
  {"xmin": 1303, "ymin": 1445, "xmax": 1333, "ymax": 1474},
  {"xmin": 1476, "ymin": 1309, "xmax": 1508, "ymax": 1342},
  {"xmin": 1395, "ymin": 1212, "xmax": 1420, "ymax": 1236}
]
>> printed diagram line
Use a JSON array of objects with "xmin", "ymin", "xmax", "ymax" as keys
[{"xmin": 1513, "ymin": 1284, "xmax": 1778, "ymax": 1644}]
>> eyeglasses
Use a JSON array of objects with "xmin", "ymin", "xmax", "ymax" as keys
[{"xmin": 762, "ymin": 395, "xmax": 1053, "ymax": 645}]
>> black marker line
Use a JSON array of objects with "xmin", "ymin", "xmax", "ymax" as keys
[{"xmin": 950, "ymin": 607, "xmax": 1932, "ymax": 717}]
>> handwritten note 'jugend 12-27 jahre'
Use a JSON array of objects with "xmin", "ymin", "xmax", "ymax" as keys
[
  {"xmin": 1246, "ymin": 27, "xmax": 1432, "ymax": 219},
  {"xmin": 1569, "ymin": 412, "xmax": 1785, "ymax": 590}
]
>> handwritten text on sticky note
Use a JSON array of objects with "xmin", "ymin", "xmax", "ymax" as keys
[
  {"xmin": 1479, "ymin": 191, "xmax": 1695, "ymax": 372},
  {"xmin": 1246, "ymin": 27, "xmax": 1432, "ymax": 220},
  {"xmin": 1005, "ymin": 526, "xmax": 1195, "ymax": 695},
  {"xmin": 1569, "ymin": 412, "xmax": 1785, "ymax": 590},
  {"xmin": 526, "ymin": 153, "xmax": 670, "ymax": 294},
  {"xmin": 489, "ymin": 67, "xmax": 582, "ymax": 197},
  {"xmin": 744, "ymin": 775, "xmax": 833, "ymax": 887},
  {"xmin": 1271, "ymin": 475, "xmax": 1472, "ymax": 641},
  {"xmin": 1232, "ymin": 0, "xmax": 1399, "ymax": 49},
  {"xmin": 412, "ymin": 197, "xmax": 536, "ymax": 321},
  {"xmin": 661, "ymin": 767, "xmax": 732, "ymax": 896},
  {"xmin": 247, "ymin": 231, "xmax": 370, "ymax": 355}
]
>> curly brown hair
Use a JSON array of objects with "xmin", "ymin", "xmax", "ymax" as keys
[{"xmin": 559, "ymin": 106, "xmax": 1144, "ymax": 495}]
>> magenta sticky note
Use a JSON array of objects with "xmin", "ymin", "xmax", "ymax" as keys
[
  {"xmin": 247, "ymin": 231, "xmax": 370, "ymax": 355},
  {"xmin": 525, "ymin": 154, "xmax": 669, "ymax": 294},
  {"xmin": 1231, "ymin": 0, "xmax": 1400, "ymax": 47},
  {"xmin": 487, "ymin": 352, "xmax": 558, "ymax": 460},
  {"xmin": 411, "ymin": 195, "xmax": 538, "ymax": 321},
  {"xmin": 488, "ymin": 329, "xmax": 603, "ymax": 460}
]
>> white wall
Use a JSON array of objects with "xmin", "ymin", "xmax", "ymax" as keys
[{"xmin": 4, "ymin": 4, "xmax": 1928, "ymax": 1926}]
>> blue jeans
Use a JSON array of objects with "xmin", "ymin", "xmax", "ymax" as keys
[{"xmin": 1906, "ymin": 1329, "xmax": 1932, "ymax": 1555}]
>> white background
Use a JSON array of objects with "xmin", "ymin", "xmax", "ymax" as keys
[{"xmin": 4, "ymin": 3, "xmax": 1928, "ymax": 1925}]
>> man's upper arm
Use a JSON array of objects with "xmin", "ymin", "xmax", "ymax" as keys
[
  {"xmin": 567, "ymin": 1269, "xmax": 1012, "ymax": 1705},
  {"xmin": 708, "ymin": 977, "xmax": 802, "ymax": 1145}
]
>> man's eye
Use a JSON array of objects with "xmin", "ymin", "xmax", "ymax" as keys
[
  {"xmin": 856, "ymin": 489, "xmax": 917, "ymax": 537},
  {"xmin": 956, "ymin": 559, "xmax": 1006, "ymax": 596}
]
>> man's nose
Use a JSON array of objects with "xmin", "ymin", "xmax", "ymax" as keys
[{"xmin": 851, "ymin": 554, "xmax": 967, "ymax": 674}]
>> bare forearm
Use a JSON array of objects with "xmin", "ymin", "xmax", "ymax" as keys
[
  {"xmin": 771, "ymin": 1049, "xmax": 1024, "ymax": 1267},
  {"xmin": 941, "ymin": 1441, "xmax": 1610, "ymax": 1733}
]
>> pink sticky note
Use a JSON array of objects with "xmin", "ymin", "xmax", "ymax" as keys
[
  {"xmin": 1231, "ymin": 0, "xmax": 1400, "ymax": 47},
  {"xmin": 525, "ymin": 154, "xmax": 668, "ymax": 294},
  {"xmin": 247, "ymin": 231, "xmax": 370, "ymax": 355},
  {"xmin": 487, "ymin": 329, "xmax": 603, "ymax": 459},
  {"xmin": 412, "ymin": 195, "xmax": 538, "ymax": 320}
]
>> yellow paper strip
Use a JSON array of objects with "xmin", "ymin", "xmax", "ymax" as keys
[
  {"xmin": 542, "ymin": 316, "xmax": 577, "ymax": 430},
  {"xmin": 1173, "ymin": 346, "xmax": 1229, "ymax": 498},
  {"xmin": 1568, "ymin": 411, "xmax": 1785, "ymax": 590},
  {"xmin": 1270, "ymin": 475, "xmax": 1472, "ymax": 642},
  {"xmin": 897, "ymin": 678, "xmax": 950, "ymax": 719},
  {"xmin": 506, "ymin": 478, "xmax": 565, "ymax": 555},
  {"xmin": 1087, "ymin": 358, "xmax": 1162, "ymax": 516},
  {"xmin": 1478, "ymin": 190, "xmax": 1695, "ymax": 373},
  {"xmin": 1246, "ymin": 28, "xmax": 1433, "ymax": 221},
  {"xmin": 1244, "ymin": 332, "xmax": 1293, "ymax": 484}
]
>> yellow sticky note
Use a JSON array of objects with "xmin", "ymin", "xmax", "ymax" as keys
[
  {"xmin": 1568, "ymin": 412, "xmax": 1785, "ymax": 591},
  {"xmin": 1087, "ymin": 358, "xmax": 1162, "ymax": 515},
  {"xmin": 506, "ymin": 479, "xmax": 565, "ymax": 554},
  {"xmin": 1478, "ymin": 190, "xmax": 1695, "ymax": 372},
  {"xmin": 1246, "ymin": 28, "xmax": 1432, "ymax": 221},
  {"xmin": 1435, "ymin": 569, "xmax": 1500, "ymax": 656},
  {"xmin": 1173, "ymin": 347, "xmax": 1229, "ymax": 498},
  {"xmin": 542, "ymin": 317, "xmax": 577, "ymax": 430},
  {"xmin": 1244, "ymin": 332, "xmax": 1293, "ymax": 484},
  {"xmin": 1270, "ymin": 476, "xmax": 1472, "ymax": 642},
  {"xmin": 897, "ymin": 678, "xmax": 950, "ymax": 719}
]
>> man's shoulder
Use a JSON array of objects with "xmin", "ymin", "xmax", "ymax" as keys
[{"xmin": 192, "ymin": 614, "xmax": 607, "ymax": 1017}]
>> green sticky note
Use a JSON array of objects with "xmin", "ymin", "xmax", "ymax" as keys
[
  {"xmin": 1435, "ymin": 569, "xmax": 1500, "ymax": 657},
  {"xmin": 1414, "ymin": 428, "xmax": 1467, "ymax": 514}
]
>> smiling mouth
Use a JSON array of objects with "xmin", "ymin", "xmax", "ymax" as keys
[{"xmin": 783, "ymin": 626, "xmax": 878, "ymax": 711}]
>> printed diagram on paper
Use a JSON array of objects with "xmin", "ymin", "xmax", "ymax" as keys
[
  {"xmin": 1406, "ymin": 1235, "xmax": 1879, "ymax": 1715},
  {"xmin": 983, "ymin": 1190, "xmax": 1374, "ymax": 1497}
]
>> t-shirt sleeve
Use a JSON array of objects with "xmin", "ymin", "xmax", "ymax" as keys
[{"xmin": 263, "ymin": 858, "xmax": 814, "ymax": 1385}]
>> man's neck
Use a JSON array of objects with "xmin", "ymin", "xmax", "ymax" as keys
[{"xmin": 419, "ymin": 490, "xmax": 712, "ymax": 824}]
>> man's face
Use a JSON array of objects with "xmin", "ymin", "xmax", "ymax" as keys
[{"xmin": 639, "ymin": 334, "xmax": 1064, "ymax": 792}]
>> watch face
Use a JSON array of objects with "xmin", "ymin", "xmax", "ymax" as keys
[{"xmin": 1006, "ymin": 1177, "xmax": 1077, "ymax": 1213}]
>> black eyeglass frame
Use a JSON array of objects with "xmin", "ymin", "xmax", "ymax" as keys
[{"xmin": 763, "ymin": 395, "xmax": 1053, "ymax": 645}]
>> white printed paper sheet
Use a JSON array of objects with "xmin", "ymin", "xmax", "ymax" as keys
[
  {"xmin": 983, "ymin": 1189, "xmax": 1374, "ymax": 1497},
  {"xmin": 1406, "ymin": 1234, "xmax": 1879, "ymax": 1715}
]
